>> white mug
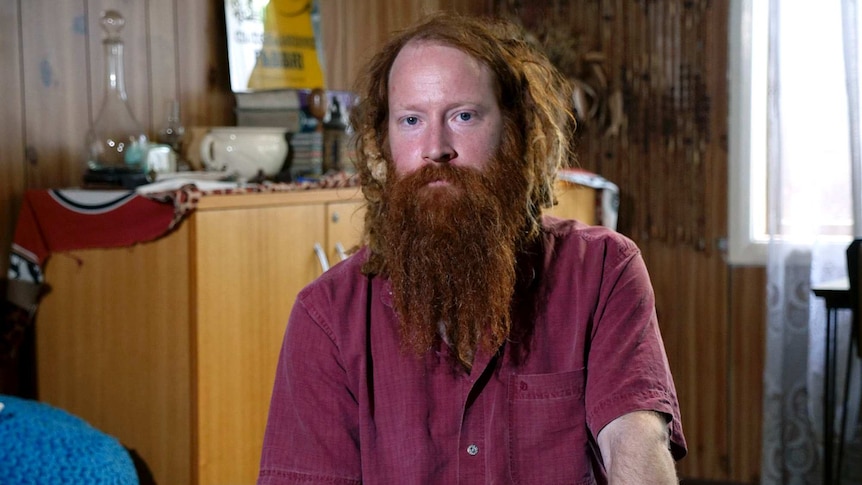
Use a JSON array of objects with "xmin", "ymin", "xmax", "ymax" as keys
[{"xmin": 199, "ymin": 127, "xmax": 289, "ymax": 179}]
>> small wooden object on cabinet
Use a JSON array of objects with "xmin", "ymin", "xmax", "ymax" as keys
[{"xmin": 546, "ymin": 180, "xmax": 598, "ymax": 224}]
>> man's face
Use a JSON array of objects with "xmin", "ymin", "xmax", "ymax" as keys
[{"xmin": 387, "ymin": 41, "xmax": 503, "ymax": 179}]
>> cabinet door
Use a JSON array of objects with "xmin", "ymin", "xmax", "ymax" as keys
[
  {"xmin": 325, "ymin": 200, "xmax": 365, "ymax": 267},
  {"xmin": 36, "ymin": 225, "xmax": 193, "ymax": 485},
  {"xmin": 192, "ymin": 202, "xmax": 326, "ymax": 485}
]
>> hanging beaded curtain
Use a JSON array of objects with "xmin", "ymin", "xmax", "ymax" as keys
[{"xmin": 495, "ymin": 0, "xmax": 713, "ymax": 250}]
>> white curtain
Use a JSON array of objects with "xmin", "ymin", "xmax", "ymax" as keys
[{"xmin": 761, "ymin": 1, "xmax": 862, "ymax": 483}]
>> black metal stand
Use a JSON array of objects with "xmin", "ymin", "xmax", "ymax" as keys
[{"xmin": 813, "ymin": 280, "xmax": 857, "ymax": 485}]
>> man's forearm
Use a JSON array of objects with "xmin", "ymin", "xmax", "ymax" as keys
[{"xmin": 597, "ymin": 411, "xmax": 679, "ymax": 485}]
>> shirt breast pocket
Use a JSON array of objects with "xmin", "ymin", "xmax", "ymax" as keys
[{"xmin": 507, "ymin": 369, "xmax": 595, "ymax": 485}]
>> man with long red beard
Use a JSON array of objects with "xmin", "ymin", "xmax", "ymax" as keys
[{"xmin": 259, "ymin": 12, "xmax": 686, "ymax": 485}]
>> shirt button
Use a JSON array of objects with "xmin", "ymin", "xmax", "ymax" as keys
[{"xmin": 466, "ymin": 444, "xmax": 479, "ymax": 456}]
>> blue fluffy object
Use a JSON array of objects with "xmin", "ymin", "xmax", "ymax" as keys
[{"xmin": 0, "ymin": 395, "xmax": 138, "ymax": 484}]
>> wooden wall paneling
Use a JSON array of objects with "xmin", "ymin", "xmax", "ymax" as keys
[
  {"xmin": 703, "ymin": 0, "xmax": 730, "ymax": 254},
  {"xmin": 147, "ymin": 0, "xmax": 181, "ymax": 135},
  {"xmin": 20, "ymin": 1, "xmax": 90, "ymax": 189},
  {"xmin": 176, "ymin": 0, "xmax": 234, "ymax": 129},
  {"xmin": 340, "ymin": 1, "xmax": 384, "ymax": 90},
  {"xmin": 728, "ymin": 266, "xmax": 766, "ymax": 483},
  {"xmin": 700, "ymin": 0, "xmax": 729, "ymax": 253},
  {"xmin": 332, "ymin": 0, "xmax": 357, "ymax": 90},
  {"xmin": 374, "ymin": 0, "xmax": 402, "ymax": 45},
  {"xmin": 0, "ymin": 0, "xmax": 25, "ymax": 278},
  {"xmin": 509, "ymin": 0, "xmax": 714, "ymax": 250},
  {"xmin": 320, "ymin": 0, "xmax": 349, "ymax": 90},
  {"xmin": 338, "ymin": 1, "xmax": 392, "ymax": 91},
  {"xmin": 323, "ymin": 0, "xmax": 496, "ymax": 92},
  {"xmin": 87, "ymin": 1, "xmax": 152, "ymax": 138},
  {"xmin": 364, "ymin": 0, "xmax": 405, "ymax": 75},
  {"xmin": 342, "ymin": 0, "xmax": 439, "ymax": 91},
  {"xmin": 386, "ymin": 0, "xmax": 427, "ymax": 35},
  {"xmin": 673, "ymin": 1, "xmax": 732, "ymax": 479},
  {"xmin": 644, "ymin": 243, "xmax": 729, "ymax": 480},
  {"xmin": 640, "ymin": 3, "xmax": 733, "ymax": 480},
  {"xmin": 699, "ymin": 2, "xmax": 755, "ymax": 480},
  {"xmin": 693, "ymin": 250, "xmax": 730, "ymax": 479},
  {"xmin": 436, "ymin": 0, "xmax": 484, "ymax": 14}
]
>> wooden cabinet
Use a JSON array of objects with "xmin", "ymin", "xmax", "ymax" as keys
[
  {"xmin": 34, "ymin": 182, "xmax": 591, "ymax": 485},
  {"xmin": 35, "ymin": 188, "xmax": 365, "ymax": 485}
]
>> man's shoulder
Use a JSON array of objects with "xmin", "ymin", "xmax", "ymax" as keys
[
  {"xmin": 297, "ymin": 246, "xmax": 370, "ymax": 305},
  {"xmin": 541, "ymin": 215, "xmax": 639, "ymax": 257}
]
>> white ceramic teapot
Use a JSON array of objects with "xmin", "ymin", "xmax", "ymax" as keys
[{"xmin": 199, "ymin": 126, "xmax": 289, "ymax": 179}]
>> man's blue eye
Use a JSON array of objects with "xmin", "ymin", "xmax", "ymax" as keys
[
  {"xmin": 405, "ymin": 116, "xmax": 418, "ymax": 125},
  {"xmin": 458, "ymin": 112, "xmax": 472, "ymax": 121}
]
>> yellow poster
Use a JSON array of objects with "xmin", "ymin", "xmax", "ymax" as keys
[{"xmin": 226, "ymin": 0, "xmax": 326, "ymax": 92}]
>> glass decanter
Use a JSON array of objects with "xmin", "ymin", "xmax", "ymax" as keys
[{"xmin": 85, "ymin": 10, "xmax": 148, "ymax": 174}]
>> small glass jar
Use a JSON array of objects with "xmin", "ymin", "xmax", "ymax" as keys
[{"xmin": 157, "ymin": 99, "xmax": 185, "ymax": 155}]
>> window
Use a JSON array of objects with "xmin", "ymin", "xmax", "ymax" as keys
[{"xmin": 727, "ymin": 0, "xmax": 854, "ymax": 265}]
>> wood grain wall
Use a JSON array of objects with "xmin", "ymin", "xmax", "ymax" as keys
[{"xmin": 0, "ymin": 1, "xmax": 766, "ymax": 483}]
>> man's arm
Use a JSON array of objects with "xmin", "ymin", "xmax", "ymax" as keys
[{"xmin": 596, "ymin": 410, "xmax": 679, "ymax": 484}]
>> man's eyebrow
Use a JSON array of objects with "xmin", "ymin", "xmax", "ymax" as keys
[{"xmin": 391, "ymin": 101, "xmax": 490, "ymax": 112}]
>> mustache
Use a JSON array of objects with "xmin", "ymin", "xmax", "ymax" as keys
[{"xmin": 395, "ymin": 163, "xmax": 486, "ymax": 187}]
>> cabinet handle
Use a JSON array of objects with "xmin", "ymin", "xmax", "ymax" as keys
[
  {"xmin": 313, "ymin": 243, "xmax": 330, "ymax": 272},
  {"xmin": 335, "ymin": 242, "xmax": 348, "ymax": 261}
]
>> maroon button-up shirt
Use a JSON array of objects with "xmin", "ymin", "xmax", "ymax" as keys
[{"xmin": 259, "ymin": 217, "xmax": 686, "ymax": 484}]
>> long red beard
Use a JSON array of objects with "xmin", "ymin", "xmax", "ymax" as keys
[{"xmin": 379, "ymin": 161, "xmax": 530, "ymax": 369}]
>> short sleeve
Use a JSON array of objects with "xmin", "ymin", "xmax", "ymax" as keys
[
  {"xmin": 583, "ymin": 240, "xmax": 687, "ymax": 460},
  {"xmin": 258, "ymin": 291, "xmax": 363, "ymax": 485}
]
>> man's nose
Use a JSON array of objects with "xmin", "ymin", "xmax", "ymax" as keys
[{"xmin": 422, "ymin": 123, "xmax": 457, "ymax": 163}]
